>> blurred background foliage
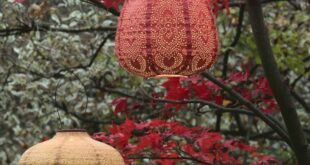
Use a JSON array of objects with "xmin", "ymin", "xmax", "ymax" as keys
[{"xmin": 0, "ymin": 0, "xmax": 309, "ymax": 164}]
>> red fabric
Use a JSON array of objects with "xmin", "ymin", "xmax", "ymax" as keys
[{"xmin": 116, "ymin": 0, "xmax": 219, "ymax": 77}]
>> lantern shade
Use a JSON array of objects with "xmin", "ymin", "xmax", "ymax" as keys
[
  {"xmin": 115, "ymin": 0, "xmax": 219, "ymax": 77},
  {"xmin": 19, "ymin": 130, "xmax": 124, "ymax": 165}
]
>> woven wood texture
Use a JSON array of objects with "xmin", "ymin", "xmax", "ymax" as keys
[
  {"xmin": 115, "ymin": 0, "xmax": 219, "ymax": 77},
  {"xmin": 19, "ymin": 131, "xmax": 124, "ymax": 165}
]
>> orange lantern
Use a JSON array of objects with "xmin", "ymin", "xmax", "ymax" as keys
[{"xmin": 115, "ymin": 0, "xmax": 219, "ymax": 78}]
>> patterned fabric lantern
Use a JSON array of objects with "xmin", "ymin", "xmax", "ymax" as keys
[
  {"xmin": 116, "ymin": 0, "xmax": 219, "ymax": 77},
  {"xmin": 19, "ymin": 130, "xmax": 124, "ymax": 165}
]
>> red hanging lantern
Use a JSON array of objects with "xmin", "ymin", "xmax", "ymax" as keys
[{"xmin": 115, "ymin": 0, "xmax": 219, "ymax": 78}]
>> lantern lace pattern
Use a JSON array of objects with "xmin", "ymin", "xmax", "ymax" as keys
[{"xmin": 116, "ymin": 0, "xmax": 219, "ymax": 77}]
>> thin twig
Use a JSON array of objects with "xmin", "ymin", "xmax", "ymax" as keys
[
  {"xmin": 101, "ymin": 87, "xmax": 255, "ymax": 116},
  {"xmin": 81, "ymin": 0, "xmax": 120, "ymax": 16},
  {"xmin": 0, "ymin": 23, "xmax": 116, "ymax": 36},
  {"xmin": 1, "ymin": 66, "xmax": 13, "ymax": 92},
  {"xmin": 222, "ymin": 4, "xmax": 245, "ymax": 78},
  {"xmin": 202, "ymin": 72, "xmax": 291, "ymax": 146}
]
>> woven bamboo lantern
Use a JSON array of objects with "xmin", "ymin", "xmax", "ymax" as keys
[
  {"xmin": 115, "ymin": 0, "xmax": 219, "ymax": 77},
  {"xmin": 19, "ymin": 130, "xmax": 124, "ymax": 165}
]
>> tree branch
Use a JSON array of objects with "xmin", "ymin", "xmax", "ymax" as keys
[
  {"xmin": 220, "ymin": 5, "xmax": 246, "ymax": 134},
  {"xmin": 0, "ymin": 23, "xmax": 116, "ymax": 37},
  {"xmin": 101, "ymin": 87, "xmax": 255, "ymax": 116},
  {"xmin": 291, "ymin": 90, "xmax": 310, "ymax": 114},
  {"xmin": 202, "ymin": 72, "xmax": 291, "ymax": 146},
  {"xmin": 54, "ymin": 101, "xmax": 112, "ymax": 125},
  {"xmin": 10, "ymin": 32, "xmax": 114, "ymax": 83},
  {"xmin": 81, "ymin": 0, "xmax": 120, "ymax": 16},
  {"xmin": 228, "ymin": 0, "xmax": 290, "ymax": 7},
  {"xmin": 1, "ymin": 65, "xmax": 13, "ymax": 92},
  {"xmin": 246, "ymin": 0, "xmax": 310, "ymax": 164}
]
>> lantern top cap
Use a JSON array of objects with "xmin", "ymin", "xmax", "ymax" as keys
[{"xmin": 57, "ymin": 129, "xmax": 86, "ymax": 132}]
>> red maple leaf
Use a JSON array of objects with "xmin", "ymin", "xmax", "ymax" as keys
[
  {"xmin": 150, "ymin": 92, "xmax": 159, "ymax": 109},
  {"xmin": 261, "ymin": 99, "xmax": 277, "ymax": 114},
  {"xmin": 103, "ymin": 0, "xmax": 123, "ymax": 11},
  {"xmin": 93, "ymin": 119, "xmax": 278, "ymax": 164},
  {"xmin": 149, "ymin": 119, "xmax": 167, "ymax": 127},
  {"xmin": 112, "ymin": 98, "xmax": 128, "ymax": 116},
  {"xmin": 162, "ymin": 78, "xmax": 189, "ymax": 112},
  {"xmin": 14, "ymin": 0, "xmax": 27, "ymax": 3},
  {"xmin": 195, "ymin": 132, "xmax": 222, "ymax": 153},
  {"xmin": 190, "ymin": 82, "xmax": 213, "ymax": 100},
  {"xmin": 228, "ymin": 70, "xmax": 250, "ymax": 83},
  {"xmin": 162, "ymin": 78, "xmax": 182, "ymax": 90},
  {"xmin": 183, "ymin": 144, "xmax": 198, "ymax": 157},
  {"xmin": 39, "ymin": 136, "xmax": 49, "ymax": 142},
  {"xmin": 136, "ymin": 132, "xmax": 162, "ymax": 152},
  {"xmin": 157, "ymin": 152, "xmax": 179, "ymax": 165},
  {"xmin": 170, "ymin": 123, "xmax": 199, "ymax": 138},
  {"xmin": 224, "ymin": 140, "xmax": 256, "ymax": 152},
  {"xmin": 108, "ymin": 119, "xmax": 135, "ymax": 148},
  {"xmin": 250, "ymin": 153, "xmax": 280, "ymax": 165},
  {"xmin": 255, "ymin": 77, "xmax": 273, "ymax": 97},
  {"xmin": 208, "ymin": 0, "xmax": 230, "ymax": 14},
  {"xmin": 93, "ymin": 132, "xmax": 110, "ymax": 143}
]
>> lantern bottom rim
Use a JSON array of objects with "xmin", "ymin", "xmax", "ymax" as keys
[{"xmin": 152, "ymin": 74, "xmax": 188, "ymax": 78}]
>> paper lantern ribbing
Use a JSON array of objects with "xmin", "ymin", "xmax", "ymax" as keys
[
  {"xmin": 116, "ymin": 0, "xmax": 219, "ymax": 77},
  {"xmin": 19, "ymin": 130, "xmax": 124, "ymax": 165}
]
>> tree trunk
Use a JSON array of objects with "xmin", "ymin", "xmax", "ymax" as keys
[{"xmin": 246, "ymin": 0, "xmax": 310, "ymax": 164}]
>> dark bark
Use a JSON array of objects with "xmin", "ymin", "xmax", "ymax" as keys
[
  {"xmin": 246, "ymin": 0, "xmax": 310, "ymax": 164},
  {"xmin": 215, "ymin": 112, "xmax": 222, "ymax": 131}
]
